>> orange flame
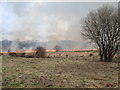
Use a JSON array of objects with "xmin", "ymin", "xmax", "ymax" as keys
[{"xmin": 1, "ymin": 48, "xmax": 98, "ymax": 54}]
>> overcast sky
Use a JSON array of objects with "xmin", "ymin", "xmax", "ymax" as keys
[{"xmin": 0, "ymin": 2, "xmax": 117, "ymax": 42}]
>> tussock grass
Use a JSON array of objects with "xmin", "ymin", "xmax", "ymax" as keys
[{"xmin": 2, "ymin": 51, "xmax": 118, "ymax": 88}]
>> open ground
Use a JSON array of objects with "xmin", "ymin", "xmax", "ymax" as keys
[{"xmin": 2, "ymin": 51, "xmax": 119, "ymax": 88}]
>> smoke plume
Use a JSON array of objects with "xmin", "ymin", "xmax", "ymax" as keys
[{"xmin": 3, "ymin": 2, "xmax": 115, "ymax": 50}]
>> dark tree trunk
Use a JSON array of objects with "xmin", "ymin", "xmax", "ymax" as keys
[
  {"xmin": 105, "ymin": 57, "xmax": 112, "ymax": 62},
  {"xmin": 100, "ymin": 54, "xmax": 103, "ymax": 61},
  {"xmin": 104, "ymin": 54, "xmax": 107, "ymax": 62},
  {"xmin": 99, "ymin": 47, "xmax": 104, "ymax": 61},
  {"xmin": 108, "ymin": 57, "xmax": 112, "ymax": 62},
  {"xmin": 107, "ymin": 54, "xmax": 113, "ymax": 62},
  {"xmin": 103, "ymin": 52, "xmax": 113, "ymax": 62}
]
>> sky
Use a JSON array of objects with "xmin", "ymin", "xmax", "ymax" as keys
[{"xmin": 0, "ymin": 2, "xmax": 118, "ymax": 42}]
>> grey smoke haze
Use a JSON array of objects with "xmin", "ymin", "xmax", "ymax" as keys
[
  {"xmin": 8, "ymin": 2, "xmax": 82, "ymax": 41},
  {"xmin": 1, "ymin": 2, "xmax": 117, "ymax": 49}
]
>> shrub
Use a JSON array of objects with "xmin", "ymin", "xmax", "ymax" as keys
[
  {"xmin": 47, "ymin": 56, "xmax": 50, "ymax": 58},
  {"xmin": 80, "ymin": 55, "xmax": 83, "ymax": 57},
  {"xmin": 89, "ymin": 53, "xmax": 93, "ymax": 57},
  {"xmin": 25, "ymin": 55, "xmax": 34, "ymax": 58},
  {"xmin": 35, "ymin": 46, "xmax": 46, "ymax": 58},
  {"xmin": 53, "ymin": 45, "xmax": 62, "ymax": 52},
  {"xmin": 9, "ymin": 52, "xmax": 17, "ymax": 56},
  {"xmin": 66, "ymin": 55, "xmax": 69, "ymax": 57},
  {"xmin": 20, "ymin": 53, "xmax": 26, "ymax": 57},
  {"xmin": 0, "ymin": 53, "xmax": 3, "ymax": 56}
]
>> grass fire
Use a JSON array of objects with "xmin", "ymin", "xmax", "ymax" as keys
[
  {"xmin": 2, "ymin": 46, "xmax": 119, "ymax": 88},
  {"xmin": 1, "ymin": 2, "xmax": 119, "ymax": 89}
]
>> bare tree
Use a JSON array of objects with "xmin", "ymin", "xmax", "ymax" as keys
[
  {"xmin": 82, "ymin": 6, "xmax": 119, "ymax": 62},
  {"xmin": 53, "ymin": 45, "xmax": 62, "ymax": 52}
]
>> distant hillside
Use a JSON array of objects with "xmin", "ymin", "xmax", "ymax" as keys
[
  {"xmin": 0, "ymin": 40, "xmax": 94, "ymax": 51},
  {"xmin": 56, "ymin": 40, "xmax": 79, "ymax": 49},
  {"xmin": 0, "ymin": 40, "xmax": 12, "ymax": 51}
]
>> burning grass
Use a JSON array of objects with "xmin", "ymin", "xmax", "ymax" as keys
[{"xmin": 2, "ymin": 51, "xmax": 119, "ymax": 88}]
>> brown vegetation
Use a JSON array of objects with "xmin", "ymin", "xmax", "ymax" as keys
[
  {"xmin": 2, "ymin": 51, "xmax": 119, "ymax": 88},
  {"xmin": 35, "ymin": 46, "xmax": 46, "ymax": 58}
]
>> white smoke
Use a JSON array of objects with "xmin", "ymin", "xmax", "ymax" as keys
[
  {"xmin": 6, "ymin": 2, "xmax": 84, "ymax": 42},
  {"xmin": 3, "ymin": 2, "xmax": 116, "ymax": 50}
]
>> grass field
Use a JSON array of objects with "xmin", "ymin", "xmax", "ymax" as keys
[{"xmin": 2, "ymin": 51, "xmax": 119, "ymax": 88}]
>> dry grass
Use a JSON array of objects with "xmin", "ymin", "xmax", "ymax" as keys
[{"xmin": 2, "ymin": 51, "xmax": 118, "ymax": 88}]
